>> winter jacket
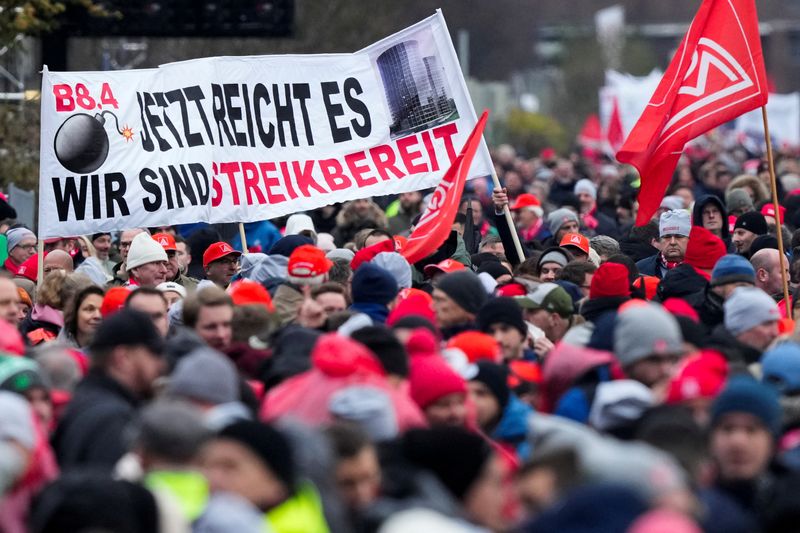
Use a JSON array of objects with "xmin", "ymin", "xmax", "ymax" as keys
[
  {"xmin": 580, "ymin": 296, "xmax": 629, "ymax": 323},
  {"xmin": 655, "ymin": 263, "xmax": 708, "ymax": 303},
  {"xmin": 492, "ymin": 395, "xmax": 533, "ymax": 462},
  {"xmin": 52, "ymin": 370, "xmax": 141, "ymax": 469},
  {"xmin": 273, "ymin": 283, "xmax": 304, "ymax": 326},
  {"xmin": 635, "ymin": 253, "xmax": 667, "ymax": 279},
  {"xmin": 20, "ymin": 304, "xmax": 63, "ymax": 345},
  {"xmin": 331, "ymin": 201, "xmax": 388, "ymax": 246},
  {"xmin": 388, "ymin": 205, "xmax": 421, "ymax": 236},
  {"xmin": 706, "ymin": 325, "xmax": 763, "ymax": 368}
]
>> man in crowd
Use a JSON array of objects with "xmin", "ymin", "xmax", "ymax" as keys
[
  {"xmin": 732, "ymin": 212, "xmax": 768, "ymax": 257},
  {"xmin": 517, "ymin": 282, "xmax": 575, "ymax": 347},
  {"xmin": 175, "ymin": 235, "xmax": 192, "ymax": 272},
  {"xmin": 153, "ymin": 232, "xmax": 198, "ymax": 291},
  {"xmin": 431, "ymin": 270, "xmax": 488, "ymax": 338},
  {"xmin": 3, "ymin": 227, "xmax": 36, "ymax": 275},
  {"xmin": 182, "ymin": 286, "xmax": 234, "ymax": 352},
  {"xmin": 477, "ymin": 297, "xmax": 532, "ymax": 361},
  {"xmin": 637, "ymin": 210, "xmax": 690, "ymax": 279},
  {"xmin": 203, "ymin": 241, "xmax": 242, "ymax": 288},
  {"xmin": 125, "ymin": 287, "xmax": 169, "ymax": 338},
  {"xmin": 43, "ymin": 249, "xmax": 74, "ymax": 275},
  {"xmin": 710, "ymin": 286, "xmax": 780, "ymax": 365},
  {"xmin": 751, "ymin": 248, "xmax": 790, "ymax": 301},
  {"xmin": 388, "ymin": 191, "xmax": 423, "ymax": 235},
  {"xmin": 0, "ymin": 277, "xmax": 20, "ymax": 325},
  {"xmin": 112, "ymin": 228, "xmax": 148, "ymax": 281},
  {"xmin": 90, "ymin": 232, "xmax": 115, "ymax": 275},
  {"xmin": 125, "ymin": 233, "xmax": 169, "ymax": 289},
  {"xmin": 510, "ymin": 193, "xmax": 545, "ymax": 244}
]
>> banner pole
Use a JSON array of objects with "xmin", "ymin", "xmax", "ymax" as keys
[
  {"xmin": 490, "ymin": 169, "xmax": 525, "ymax": 262},
  {"xmin": 238, "ymin": 223, "xmax": 248, "ymax": 253},
  {"xmin": 36, "ymin": 239, "xmax": 44, "ymax": 288},
  {"xmin": 762, "ymin": 106, "xmax": 792, "ymax": 317}
]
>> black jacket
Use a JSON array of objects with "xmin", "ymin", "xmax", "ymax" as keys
[
  {"xmin": 656, "ymin": 263, "xmax": 708, "ymax": 303},
  {"xmin": 52, "ymin": 370, "xmax": 141, "ymax": 470},
  {"xmin": 706, "ymin": 325, "xmax": 763, "ymax": 368},
  {"xmin": 636, "ymin": 253, "xmax": 665, "ymax": 279}
]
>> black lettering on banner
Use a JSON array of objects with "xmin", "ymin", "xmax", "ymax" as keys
[
  {"xmin": 169, "ymin": 165, "xmax": 196, "ymax": 208},
  {"xmin": 189, "ymin": 163, "xmax": 211, "ymax": 204},
  {"xmin": 157, "ymin": 167, "xmax": 175, "ymax": 210},
  {"xmin": 166, "ymin": 88, "xmax": 200, "ymax": 147},
  {"xmin": 293, "ymin": 83, "xmax": 314, "ymax": 146},
  {"xmin": 90, "ymin": 173, "xmax": 101, "ymax": 219},
  {"xmin": 137, "ymin": 92, "xmax": 155, "ymax": 152},
  {"xmin": 104, "ymin": 172, "xmax": 130, "ymax": 217},
  {"xmin": 140, "ymin": 168, "xmax": 163, "ymax": 212},
  {"xmin": 154, "ymin": 92, "xmax": 182, "ymax": 149},
  {"xmin": 52, "ymin": 176, "xmax": 88, "ymax": 221},
  {"xmin": 344, "ymin": 78, "xmax": 371, "ymax": 138},
  {"xmin": 211, "ymin": 84, "xmax": 235, "ymax": 146},
  {"xmin": 272, "ymin": 84, "xmax": 299, "ymax": 147},
  {"xmin": 142, "ymin": 92, "xmax": 172, "ymax": 152},
  {"xmin": 253, "ymin": 83, "xmax": 275, "ymax": 148},
  {"xmin": 223, "ymin": 83, "xmax": 248, "ymax": 146},
  {"xmin": 183, "ymin": 86, "xmax": 214, "ymax": 145},
  {"xmin": 321, "ymin": 81, "xmax": 351, "ymax": 143},
  {"xmin": 240, "ymin": 84, "xmax": 256, "ymax": 147}
]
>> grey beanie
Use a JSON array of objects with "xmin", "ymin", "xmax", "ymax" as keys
[
  {"xmin": 724, "ymin": 286, "xmax": 780, "ymax": 336},
  {"xmin": 326, "ymin": 248, "xmax": 355, "ymax": 262},
  {"xmin": 131, "ymin": 400, "xmax": 211, "ymax": 462},
  {"xmin": 547, "ymin": 208, "xmax": 580, "ymax": 235},
  {"xmin": 329, "ymin": 386, "xmax": 398, "ymax": 441},
  {"xmin": 614, "ymin": 303, "xmax": 683, "ymax": 367},
  {"xmin": 725, "ymin": 188, "xmax": 754, "ymax": 213},
  {"xmin": 166, "ymin": 347, "xmax": 239, "ymax": 405},
  {"xmin": 435, "ymin": 270, "xmax": 488, "ymax": 315},
  {"xmin": 5, "ymin": 227, "xmax": 35, "ymax": 253},
  {"xmin": 372, "ymin": 252, "xmax": 412, "ymax": 289}
]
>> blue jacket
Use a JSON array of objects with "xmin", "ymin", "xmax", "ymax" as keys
[{"xmin": 493, "ymin": 395, "xmax": 533, "ymax": 461}]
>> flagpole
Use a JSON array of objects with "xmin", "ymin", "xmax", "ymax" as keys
[
  {"xmin": 36, "ymin": 240, "xmax": 44, "ymax": 288},
  {"xmin": 761, "ymin": 106, "xmax": 792, "ymax": 317},
  {"xmin": 238, "ymin": 222, "xmax": 248, "ymax": 254},
  {"xmin": 490, "ymin": 170, "xmax": 526, "ymax": 262}
]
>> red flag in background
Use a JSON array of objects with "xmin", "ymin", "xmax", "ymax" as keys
[
  {"xmin": 401, "ymin": 111, "xmax": 489, "ymax": 265},
  {"xmin": 616, "ymin": 0, "xmax": 768, "ymax": 226},
  {"xmin": 606, "ymin": 98, "xmax": 625, "ymax": 154}
]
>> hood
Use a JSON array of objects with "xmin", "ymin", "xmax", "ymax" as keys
[
  {"xmin": 692, "ymin": 194, "xmax": 729, "ymax": 239},
  {"xmin": 75, "ymin": 256, "xmax": 111, "ymax": 286},
  {"xmin": 239, "ymin": 253, "xmax": 288, "ymax": 285},
  {"xmin": 311, "ymin": 333, "xmax": 386, "ymax": 377},
  {"xmin": 619, "ymin": 238, "xmax": 659, "ymax": 263},
  {"xmin": 493, "ymin": 395, "xmax": 533, "ymax": 454},
  {"xmin": 284, "ymin": 214, "xmax": 317, "ymax": 241},
  {"xmin": 656, "ymin": 263, "xmax": 708, "ymax": 301}
]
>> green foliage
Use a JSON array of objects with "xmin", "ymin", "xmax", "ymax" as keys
[
  {"xmin": 504, "ymin": 109, "xmax": 568, "ymax": 157},
  {"xmin": 0, "ymin": 1, "xmax": 118, "ymax": 46}
]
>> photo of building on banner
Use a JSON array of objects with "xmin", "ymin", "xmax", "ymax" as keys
[{"xmin": 37, "ymin": 10, "xmax": 492, "ymax": 239}]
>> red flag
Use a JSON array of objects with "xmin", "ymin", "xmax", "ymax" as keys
[
  {"xmin": 616, "ymin": 0, "xmax": 767, "ymax": 225},
  {"xmin": 606, "ymin": 97, "xmax": 625, "ymax": 154},
  {"xmin": 578, "ymin": 114, "xmax": 604, "ymax": 150},
  {"xmin": 402, "ymin": 111, "xmax": 489, "ymax": 265}
]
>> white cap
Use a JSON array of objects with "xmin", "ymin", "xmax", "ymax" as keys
[
  {"xmin": 156, "ymin": 281, "xmax": 187, "ymax": 299},
  {"xmin": 659, "ymin": 210, "xmax": 691, "ymax": 238},
  {"xmin": 126, "ymin": 232, "xmax": 168, "ymax": 271}
]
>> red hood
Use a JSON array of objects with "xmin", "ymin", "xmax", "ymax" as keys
[{"xmin": 312, "ymin": 334, "xmax": 386, "ymax": 377}]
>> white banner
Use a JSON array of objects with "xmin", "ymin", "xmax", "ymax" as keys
[
  {"xmin": 735, "ymin": 92, "xmax": 800, "ymax": 148},
  {"xmin": 38, "ymin": 11, "xmax": 492, "ymax": 238},
  {"xmin": 599, "ymin": 69, "xmax": 663, "ymax": 137}
]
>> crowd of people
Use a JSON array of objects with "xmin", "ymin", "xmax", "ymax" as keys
[{"xmin": 3, "ymin": 140, "xmax": 800, "ymax": 532}]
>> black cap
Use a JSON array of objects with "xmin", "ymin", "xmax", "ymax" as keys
[
  {"xmin": 218, "ymin": 421, "xmax": 295, "ymax": 492},
  {"xmin": 734, "ymin": 211, "xmax": 768, "ymax": 236},
  {"xmin": 749, "ymin": 234, "xmax": 780, "ymax": 257},
  {"xmin": 89, "ymin": 308, "xmax": 164, "ymax": 355}
]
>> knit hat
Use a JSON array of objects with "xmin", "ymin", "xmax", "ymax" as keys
[
  {"xmin": 228, "ymin": 280, "xmax": 274, "ymax": 312},
  {"xmin": 401, "ymin": 427, "xmax": 492, "ymax": 500},
  {"xmin": 749, "ymin": 234, "xmax": 779, "ymax": 256},
  {"xmin": 660, "ymin": 195, "xmax": 685, "ymax": 211},
  {"xmin": 476, "ymin": 297, "xmax": 527, "ymax": 335},
  {"xmin": 574, "ymin": 178, "xmax": 597, "ymax": 200},
  {"xmin": 166, "ymin": 347, "xmax": 239, "ymax": 405},
  {"xmin": 761, "ymin": 342, "xmax": 800, "ymax": 395},
  {"xmin": 386, "ymin": 289, "xmax": 436, "ymax": 327},
  {"xmin": 131, "ymin": 400, "xmax": 211, "ymax": 463},
  {"xmin": 287, "ymin": 244, "xmax": 333, "ymax": 286},
  {"xmin": 516, "ymin": 282, "xmax": 574, "ymax": 317},
  {"xmin": 268, "ymin": 234, "xmax": 314, "ymax": 257},
  {"xmin": 724, "ymin": 286, "xmax": 780, "ymax": 336},
  {"xmin": 538, "ymin": 247, "xmax": 571, "ymax": 270},
  {"xmin": 5, "ymin": 227, "xmax": 35, "ymax": 253},
  {"xmin": 329, "ymin": 386, "xmax": 398, "ymax": 441},
  {"xmin": 156, "ymin": 281, "xmax": 186, "ymax": 299},
  {"xmin": 435, "ymin": 270, "xmax": 488, "ymax": 315},
  {"xmin": 409, "ymin": 353, "xmax": 467, "ymax": 409},
  {"xmin": 614, "ymin": 303, "xmax": 683, "ymax": 367},
  {"xmin": 666, "ymin": 350, "xmax": 728, "ymax": 404},
  {"xmin": 659, "ymin": 210, "xmax": 691, "ymax": 238},
  {"xmin": 218, "ymin": 421, "xmax": 295, "ymax": 491},
  {"xmin": 684, "ymin": 225, "xmax": 727, "ymax": 270},
  {"xmin": 90, "ymin": 308, "xmax": 165, "ymax": 356},
  {"xmin": 761, "ymin": 203, "xmax": 785, "ymax": 223},
  {"xmin": 711, "ymin": 375, "xmax": 781, "ymax": 435},
  {"xmin": 101, "ymin": 286, "xmax": 131, "ymax": 317},
  {"xmin": 476, "ymin": 261, "xmax": 512, "ymax": 280},
  {"xmin": 326, "ymin": 248, "xmax": 355, "ymax": 262},
  {"xmin": 350, "ymin": 239, "xmax": 395, "ymax": 271},
  {"xmin": 467, "ymin": 361, "xmax": 510, "ymax": 411},
  {"xmin": 711, "ymin": 254, "xmax": 755, "ymax": 287},
  {"xmin": 446, "ymin": 331, "xmax": 501, "ymax": 363},
  {"xmin": 725, "ymin": 188, "xmax": 754, "ymax": 213},
  {"xmin": 589, "ymin": 380, "xmax": 654, "ymax": 433},
  {"xmin": 284, "ymin": 213, "xmax": 317, "ymax": 242},
  {"xmin": 351, "ymin": 263, "xmax": 399, "ymax": 306},
  {"xmin": 547, "ymin": 208, "xmax": 580, "ymax": 235},
  {"xmin": 734, "ymin": 211, "xmax": 768, "ymax": 235},
  {"xmin": 560, "ymin": 233, "xmax": 590, "ymax": 255},
  {"xmin": 0, "ymin": 355, "xmax": 47, "ymax": 394},
  {"xmin": 371, "ymin": 252, "xmax": 412, "ymax": 289},
  {"xmin": 351, "ymin": 325, "xmax": 409, "ymax": 377},
  {"xmin": 126, "ymin": 232, "xmax": 168, "ymax": 271},
  {"xmin": 316, "ymin": 233, "xmax": 335, "ymax": 252},
  {"xmin": 590, "ymin": 262, "xmax": 630, "ymax": 299}
]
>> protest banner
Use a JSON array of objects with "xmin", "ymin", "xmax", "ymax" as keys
[
  {"xmin": 735, "ymin": 92, "xmax": 800, "ymax": 149},
  {"xmin": 38, "ymin": 10, "xmax": 492, "ymax": 239}
]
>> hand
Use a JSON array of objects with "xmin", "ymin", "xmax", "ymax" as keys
[
  {"xmin": 533, "ymin": 336, "xmax": 554, "ymax": 358},
  {"xmin": 492, "ymin": 187, "xmax": 509, "ymax": 212},
  {"xmin": 297, "ymin": 285, "xmax": 326, "ymax": 329}
]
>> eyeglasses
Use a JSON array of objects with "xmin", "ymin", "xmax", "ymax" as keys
[
  {"xmin": 213, "ymin": 256, "xmax": 239, "ymax": 266},
  {"xmin": 19, "ymin": 244, "xmax": 37, "ymax": 251}
]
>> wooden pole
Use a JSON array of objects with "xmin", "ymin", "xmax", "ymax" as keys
[
  {"xmin": 490, "ymin": 169, "xmax": 526, "ymax": 262},
  {"xmin": 238, "ymin": 222, "xmax": 248, "ymax": 254},
  {"xmin": 762, "ymin": 106, "xmax": 792, "ymax": 317},
  {"xmin": 36, "ymin": 239, "xmax": 44, "ymax": 288}
]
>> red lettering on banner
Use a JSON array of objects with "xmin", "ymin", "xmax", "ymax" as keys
[
  {"xmin": 241, "ymin": 161, "xmax": 266, "ymax": 205},
  {"xmin": 320, "ymin": 158, "xmax": 352, "ymax": 191},
  {"xmin": 211, "ymin": 162, "xmax": 223, "ymax": 208},
  {"xmin": 279, "ymin": 161, "xmax": 298, "ymax": 200},
  {"xmin": 53, "ymin": 84, "xmax": 75, "ymax": 112},
  {"xmin": 397, "ymin": 135, "xmax": 428, "ymax": 174},
  {"xmin": 220, "ymin": 162, "xmax": 242, "ymax": 206},
  {"xmin": 433, "ymin": 122, "xmax": 459, "ymax": 164},
  {"xmin": 345, "ymin": 151, "xmax": 377, "ymax": 187},
  {"xmin": 420, "ymin": 130, "xmax": 439, "ymax": 172},
  {"xmin": 259, "ymin": 162, "xmax": 286, "ymax": 204},
  {"xmin": 293, "ymin": 160, "xmax": 328, "ymax": 197},
  {"xmin": 369, "ymin": 144, "xmax": 404, "ymax": 181}
]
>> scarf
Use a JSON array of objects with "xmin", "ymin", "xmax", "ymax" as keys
[{"xmin": 658, "ymin": 253, "xmax": 682, "ymax": 271}]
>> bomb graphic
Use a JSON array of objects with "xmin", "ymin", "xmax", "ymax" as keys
[{"xmin": 53, "ymin": 111, "xmax": 132, "ymax": 174}]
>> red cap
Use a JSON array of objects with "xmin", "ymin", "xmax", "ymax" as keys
[
  {"xmin": 423, "ymin": 258, "xmax": 466, "ymax": 277},
  {"xmin": 495, "ymin": 282, "xmax": 527, "ymax": 297},
  {"xmin": 761, "ymin": 203, "xmax": 785, "ymax": 223},
  {"xmin": 350, "ymin": 239, "xmax": 395, "ymax": 270},
  {"xmin": 684, "ymin": 226, "xmax": 726, "ymax": 270},
  {"xmin": 288, "ymin": 244, "xmax": 333, "ymax": 284},
  {"xmin": 101, "ymin": 286, "xmax": 131, "ymax": 318},
  {"xmin": 387, "ymin": 290, "xmax": 436, "ymax": 326},
  {"xmin": 203, "ymin": 242, "xmax": 241, "ymax": 269},
  {"xmin": 409, "ymin": 350, "xmax": 467, "ymax": 409},
  {"xmin": 446, "ymin": 331, "xmax": 501, "ymax": 363},
  {"xmin": 152, "ymin": 232, "xmax": 177, "ymax": 252},
  {"xmin": 228, "ymin": 280, "xmax": 275, "ymax": 312},
  {"xmin": 510, "ymin": 193, "xmax": 541, "ymax": 211},
  {"xmin": 508, "ymin": 359, "xmax": 543, "ymax": 387},
  {"xmin": 590, "ymin": 262, "xmax": 630, "ymax": 299},
  {"xmin": 15, "ymin": 254, "xmax": 40, "ymax": 282},
  {"xmin": 559, "ymin": 233, "xmax": 590, "ymax": 255},
  {"xmin": 662, "ymin": 297, "xmax": 700, "ymax": 323},
  {"xmin": 666, "ymin": 350, "xmax": 728, "ymax": 404}
]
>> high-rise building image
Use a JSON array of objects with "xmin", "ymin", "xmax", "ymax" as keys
[{"xmin": 376, "ymin": 40, "xmax": 458, "ymax": 138}]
